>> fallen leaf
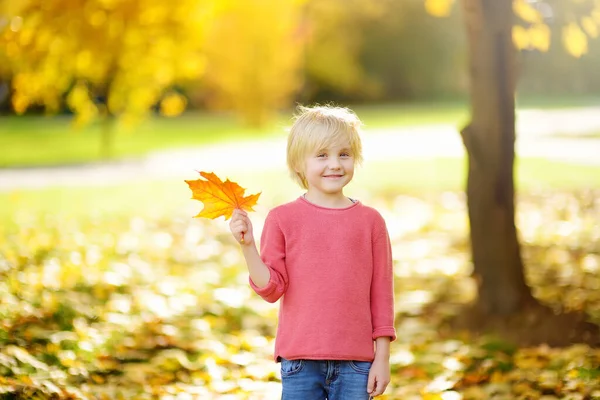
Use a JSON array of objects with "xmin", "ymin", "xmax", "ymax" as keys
[{"xmin": 185, "ymin": 171, "xmax": 260, "ymax": 220}]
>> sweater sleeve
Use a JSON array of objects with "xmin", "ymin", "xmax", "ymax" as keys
[
  {"xmin": 371, "ymin": 217, "xmax": 397, "ymax": 341},
  {"xmin": 248, "ymin": 210, "xmax": 288, "ymax": 303}
]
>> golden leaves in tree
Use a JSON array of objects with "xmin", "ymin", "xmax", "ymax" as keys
[
  {"xmin": 159, "ymin": 92, "xmax": 187, "ymax": 117},
  {"xmin": 425, "ymin": 0, "xmax": 599, "ymax": 58},
  {"xmin": 66, "ymin": 81, "xmax": 99, "ymax": 127},
  {"xmin": 185, "ymin": 171, "xmax": 260, "ymax": 220},
  {"xmin": 512, "ymin": 0, "xmax": 551, "ymax": 52},
  {"xmin": 514, "ymin": 0, "xmax": 543, "ymax": 24},
  {"xmin": 424, "ymin": 0, "xmax": 455, "ymax": 18},
  {"xmin": 203, "ymin": 0, "xmax": 306, "ymax": 125},
  {"xmin": 0, "ymin": 0, "xmax": 215, "ymax": 125},
  {"xmin": 303, "ymin": 0, "xmax": 385, "ymax": 102},
  {"xmin": 563, "ymin": 22, "xmax": 589, "ymax": 58},
  {"xmin": 513, "ymin": 24, "xmax": 551, "ymax": 52},
  {"xmin": 581, "ymin": 16, "xmax": 599, "ymax": 38}
]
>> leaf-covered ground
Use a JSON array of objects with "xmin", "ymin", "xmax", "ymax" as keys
[{"xmin": 1, "ymin": 189, "xmax": 599, "ymax": 399}]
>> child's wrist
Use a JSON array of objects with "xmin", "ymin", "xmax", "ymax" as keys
[
  {"xmin": 241, "ymin": 241, "xmax": 257, "ymax": 252},
  {"xmin": 374, "ymin": 353, "xmax": 390, "ymax": 362}
]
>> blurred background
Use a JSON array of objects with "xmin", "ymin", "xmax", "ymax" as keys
[{"xmin": 0, "ymin": 0, "xmax": 599, "ymax": 399}]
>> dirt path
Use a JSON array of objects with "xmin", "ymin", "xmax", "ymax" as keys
[{"xmin": 1, "ymin": 107, "xmax": 599, "ymax": 191}]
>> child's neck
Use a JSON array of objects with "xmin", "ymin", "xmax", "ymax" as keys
[{"xmin": 303, "ymin": 191, "xmax": 354, "ymax": 209}]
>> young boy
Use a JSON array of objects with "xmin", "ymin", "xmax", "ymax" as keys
[{"xmin": 229, "ymin": 105, "xmax": 396, "ymax": 399}]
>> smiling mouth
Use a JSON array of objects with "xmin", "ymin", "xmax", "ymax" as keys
[{"xmin": 323, "ymin": 175, "xmax": 344, "ymax": 178}]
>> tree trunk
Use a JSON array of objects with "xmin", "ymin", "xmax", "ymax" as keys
[
  {"xmin": 100, "ymin": 110, "xmax": 115, "ymax": 160},
  {"xmin": 101, "ymin": 118, "xmax": 112, "ymax": 160},
  {"xmin": 459, "ymin": 0, "xmax": 535, "ymax": 315}
]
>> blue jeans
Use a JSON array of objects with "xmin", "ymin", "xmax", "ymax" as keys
[{"xmin": 280, "ymin": 357, "xmax": 373, "ymax": 400}]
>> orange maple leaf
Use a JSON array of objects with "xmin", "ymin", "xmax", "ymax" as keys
[{"xmin": 185, "ymin": 171, "xmax": 261, "ymax": 220}]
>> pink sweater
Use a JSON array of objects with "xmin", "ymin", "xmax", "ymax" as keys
[{"xmin": 249, "ymin": 196, "xmax": 396, "ymax": 362}]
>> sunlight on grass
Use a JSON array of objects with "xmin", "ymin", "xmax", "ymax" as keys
[
  {"xmin": 1, "ymin": 158, "xmax": 599, "ymax": 225},
  {"xmin": 0, "ymin": 113, "xmax": 281, "ymax": 168},
  {"xmin": 3, "ymin": 95, "xmax": 598, "ymax": 168}
]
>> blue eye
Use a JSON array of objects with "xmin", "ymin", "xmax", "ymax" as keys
[
  {"xmin": 317, "ymin": 153, "xmax": 326, "ymax": 158},
  {"xmin": 340, "ymin": 152, "xmax": 350, "ymax": 157}
]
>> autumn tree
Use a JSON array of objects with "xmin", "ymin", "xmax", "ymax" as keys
[
  {"xmin": 201, "ymin": 0, "xmax": 306, "ymax": 126},
  {"xmin": 425, "ymin": 0, "xmax": 600, "ymax": 344},
  {"xmin": 0, "ymin": 0, "xmax": 215, "ymax": 157},
  {"xmin": 300, "ymin": 0, "xmax": 388, "ymax": 101},
  {"xmin": 199, "ymin": 0, "xmax": 386, "ymax": 125}
]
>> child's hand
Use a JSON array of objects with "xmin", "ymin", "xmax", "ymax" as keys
[
  {"xmin": 229, "ymin": 209, "xmax": 254, "ymax": 246},
  {"xmin": 367, "ymin": 357, "xmax": 390, "ymax": 397}
]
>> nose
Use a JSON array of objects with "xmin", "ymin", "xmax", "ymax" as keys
[{"xmin": 328, "ymin": 156, "xmax": 342, "ymax": 169}]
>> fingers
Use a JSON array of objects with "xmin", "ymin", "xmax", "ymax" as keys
[
  {"xmin": 367, "ymin": 377, "xmax": 389, "ymax": 397},
  {"xmin": 230, "ymin": 219, "xmax": 247, "ymax": 235},
  {"xmin": 371, "ymin": 384, "xmax": 382, "ymax": 397},
  {"xmin": 231, "ymin": 210, "xmax": 252, "ymax": 225},
  {"xmin": 232, "ymin": 209, "xmax": 248, "ymax": 218},
  {"xmin": 230, "ymin": 220, "xmax": 247, "ymax": 232},
  {"xmin": 367, "ymin": 373, "xmax": 376, "ymax": 396},
  {"xmin": 230, "ymin": 210, "xmax": 252, "ymax": 244}
]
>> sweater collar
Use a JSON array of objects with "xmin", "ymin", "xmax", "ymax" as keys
[{"xmin": 298, "ymin": 195, "xmax": 361, "ymax": 211}]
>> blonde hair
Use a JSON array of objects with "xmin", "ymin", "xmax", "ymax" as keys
[{"xmin": 287, "ymin": 105, "xmax": 364, "ymax": 189}]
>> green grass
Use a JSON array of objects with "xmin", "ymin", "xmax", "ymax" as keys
[
  {"xmin": 353, "ymin": 157, "xmax": 600, "ymax": 195},
  {"xmin": 3, "ymin": 95, "xmax": 598, "ymax": 168},
  {"xmin": 1, "ymin": 157, "xmax": 598, "ymax": 222},
  {"xmin": 0, "ymin": 112, "xmax": 281, "ymax": 168},
  {"xmin": 355, "ymin": 94, "xmax": 600, "ymax": 129},
  {"xmin": 514, "ymin": 94, "xmax": 600, "ymax": 109},
  {"xmin": 0, "ymin": 104, "xmax": 470, "ymax": 168}
]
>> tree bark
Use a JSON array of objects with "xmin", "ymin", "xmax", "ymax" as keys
[
  {"xmin": 101, "ymin": 115, "xmax": 114, "ymax": 160},
  {"xmin": 459, "ymin": 0, "xmax": 535, "ymax": 315}
]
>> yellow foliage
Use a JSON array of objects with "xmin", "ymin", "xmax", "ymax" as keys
[
  {"xmin": 563, "ymin": 22, "xmax": 589, "ymax": 58},
  {"xmin": 303, "ymin": 0, "xmax": 384, "ymax": 99},
  {"xmin": 66, "ymin": 82, "xmax": 99, "ymax": 128},
  {"xmin": 512, "ymin": 1, "xmax": 551, "ymax": 52},
  {"xmin": 421, "ymin": 393, "xmax": 443, "ymax": 400},
  {"xmin": 424, "ymin": 0, "xmax": 598, "ymax": 59},
  {"xmin": 529, "ymin": 23, "xmax": 551, "ymax": 52},
  {"xmin": 66, "ymin": 82, "xmax": 92, "ymax": 111},
  {"xmin": 514, "ymin": 0, "xmax": 542, "ymax": 24},
  {"xmin": 581, "ymin": 16, "xmax": 599, "ymax": 38},
  {"xmin": 203, "ymin": 0, "xmax": 305, "ymax": 125},
  {"xmin": 593, "ymin": 9, "xmax": 600, "ymax": 24},
  {"xmin": 11, "ymin": 92, "xmax": 29, "ymax": 115},
  {"xmin": 425, "ymin": 0, "xmax": 455, "ymax": 18},
  {"xmin": 1, "ymin": 0, "xmax": 216, "ymax": 124},
  {"xmin": 513, "ymin": 25, "xmax": 530, "ymax": 50},
  {"xmin": 160, "ymin": 92, "xmax": 187, "ymax": 117},
  {"xmin": 513, "ymin": 24, "xmax": 549, "ymax": 52}
]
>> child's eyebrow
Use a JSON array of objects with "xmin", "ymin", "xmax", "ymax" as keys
[{"xmin": 315, "ymin": 146, "xmax": 352, "ymax": 153}]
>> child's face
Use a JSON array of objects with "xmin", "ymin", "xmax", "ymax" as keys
[{"xmin": 301, "ymin": 140, "xmax": 355, "ymax": 197}]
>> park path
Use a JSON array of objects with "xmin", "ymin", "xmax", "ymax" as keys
[{"xmin": 0, "ymin": 107, "xmax": 599, "ymax": 191}]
